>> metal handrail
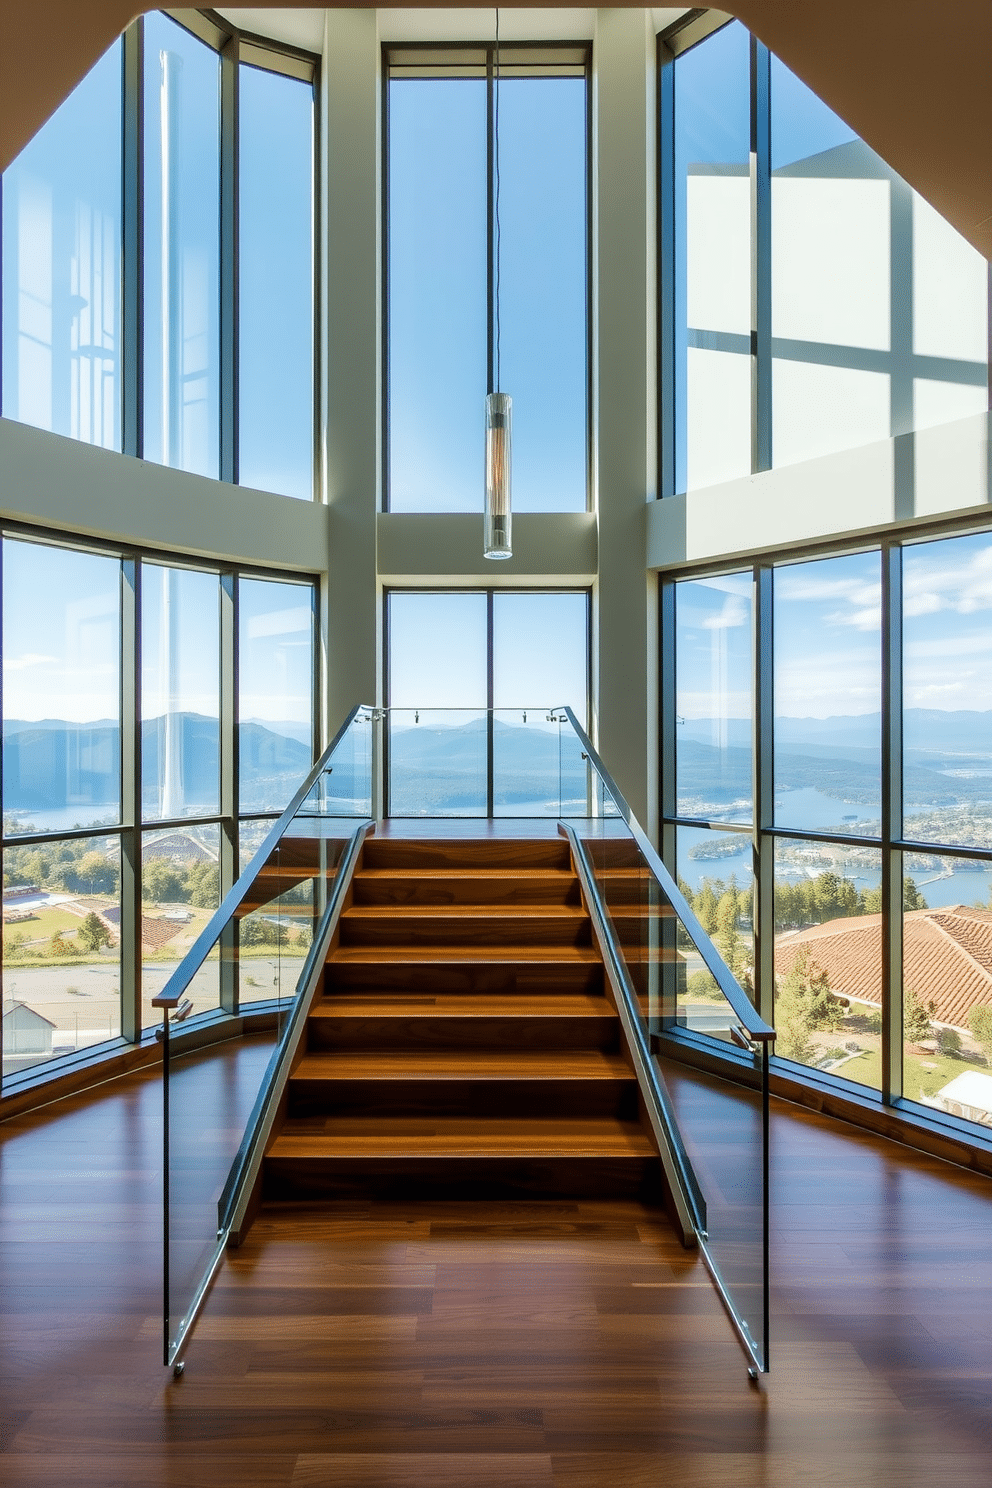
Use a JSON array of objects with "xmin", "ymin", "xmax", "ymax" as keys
[
  {"xmin": 152, "ymin": 703, "xmax": 372, "ymax": 1013},
  {"xmin": 557, "ymin": 706, "xmax": 774, "ymax": 1043}
]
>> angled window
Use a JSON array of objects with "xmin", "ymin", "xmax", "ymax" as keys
[
  {"xmin": 659, "ymin": 17, "xmax": 990, "ymax": 495},
  {"xmin": 1, "ymin": 41, "xmax": 123, "ymax": 448},
  {"xmin": 385, "ymin": 44, "xmax": 590, "ymax": 513}
]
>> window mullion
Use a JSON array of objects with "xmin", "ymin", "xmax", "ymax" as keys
[
  {"xmin": 120, "ymin": 557, "xmax": 142, "ymax": 1042},
  {"xmin": 753, "ymin": 563, "xmax": 775, "ymax": 1025},
  {"xmin": 220, "ymin": 34, "xmax": 240, "ymax": 484},
  {"xmin": 122, "ymin": 20, "xmax": 144, "ymax": 459},
  {"xmin": 881, "ymin": 542, "xmax": 904, "ymax": 1103},
  {"xmin": 751, "ymin": 36, "xmax": 771, "ymax": 474}
]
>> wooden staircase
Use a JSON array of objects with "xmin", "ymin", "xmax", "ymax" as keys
[{"xmin": 262, "ymin": 834, "xmax": 663, "ymax": 1203}]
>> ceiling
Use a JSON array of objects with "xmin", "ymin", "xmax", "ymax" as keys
[{"xmin": 0, "ymin": 4, "xmax": 990, "ymax": 259}]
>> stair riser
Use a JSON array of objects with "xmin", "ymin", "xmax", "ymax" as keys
[
  {"xmin": 263, "ymin": 1155, "xmax": 663, "ymax": 1203},
  {"xmin": 352, "ymin": 878, "xmax": 581, "ymax": 908},
  {"xmin": 288, "ymin": 1077, "xmax": 639, "ymax": 1121},
  {"xmin": 307, "ymin": 1014, "xmax": 619, "ymax": 1053},
  {"xmin": 339, "ymin": 917, "xmax": 593, "ymax": 948},
  {"xmin": 362, "ymin": 841, "xmax": 573, "ymax": 871},
  {"xmin": 324, "ymin": 963, "xmax": 605, "ymax": 995}
]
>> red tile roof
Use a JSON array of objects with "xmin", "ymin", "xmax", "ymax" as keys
[{"xmin": 776, "ymin": 906, "xmax": 992, "ymax": 1030}]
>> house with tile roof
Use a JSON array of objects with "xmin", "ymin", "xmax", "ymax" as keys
[{"xmin": 776, "ymin": 905, "xmax": 992, "ymax": 1033}]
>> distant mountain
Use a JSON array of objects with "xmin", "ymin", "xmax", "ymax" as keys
[
  {"xmin": 3, "ymin": 715, "xmax": 313, "ymax": 817},
  {"xmin": 682, "ymin": 710, "xmax": 992, "ymax": 759}
]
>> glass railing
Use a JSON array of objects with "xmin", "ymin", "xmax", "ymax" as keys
[
  {"xmin": 153, "ymin": 705, "xmax": 373, "ymax": 1373},
  {"xmin": 555, "ymin": 708, "xmax": 774, "ymax": 1376},
  {"xmin": 385, "ymin": 706, "xmax": 602, "ymax": 817}
]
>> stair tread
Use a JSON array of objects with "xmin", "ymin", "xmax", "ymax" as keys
[
  {"xmin": 355, "ymin": 868, "xmax": 576, "ymax": 880},
  {"xmin": 292, "ymin": 1049, "xmax": 633, "ymax": 1080},
  {"xmin": 342, "ymin": 904, "xmax": 588, "ymax": 919},
  {"xmin": 311, "ymin": 993, "xmax": 614, "ymax": 1018},
  {"xmin": 327, "ymin": 945, "xmax": 602, "ymax": 963},
  {"xmin": 269, "ymin": 1117, "xmax": 654, "ymax": 1159}
]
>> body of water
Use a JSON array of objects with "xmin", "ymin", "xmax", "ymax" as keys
[{"xmin": 676, "ymin": 788, "xmax": 992, "ymax": 910}]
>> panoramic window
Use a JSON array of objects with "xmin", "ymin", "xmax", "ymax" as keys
[
  {"xmin": 0, "ymin": 534, "xmax": 318, "ymax": 1089},
  {"xmin": 386, "ymin": 588, "xmax": 589, "ymax": 814},
  {"xmin": 142, "ymin": 12, "xmax": 221, "ymax": 477},
  {"xmin": 663, "ymin": 523, "xmax": 992, "ymax": 1131},
  {"xmin": 1, "ymin": 41, "xmax": 123, "ymax": 448},
  {"xmin": 386, "ymin": 45, "xmax": 589, "ymax": 513},
  {"xmin": 659, "ymin": 18, "xmax": 990, "ymax": 493},
  {"xmin": 238, "ymin": 63, "xmax": 315, "ymax": 499},
  {"xmin": 0, "ymin": 14, "xmax": 317, "ymax": 500}
]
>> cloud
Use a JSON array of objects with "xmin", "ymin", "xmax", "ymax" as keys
[
  {"xmin": 702, "ymin": 595, "xmax": 749, "ymax": 631},
  {"xmin": 3, "ymin": 653, "xmax": 57, "ymax": 671}
]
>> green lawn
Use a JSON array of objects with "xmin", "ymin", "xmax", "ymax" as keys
[{"xmin": 817, "ymin": 1045, "xmax": 986, "ymax": 1101}]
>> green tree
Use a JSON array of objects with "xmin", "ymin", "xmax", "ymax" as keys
[
  {"xmin": 936, "ymin": 1025, "xmax": 962, "ymax": 1055},
  {"xmin": 3, "ymin": 929, "xmax": 27, "ymax": 959},
  {"xmin": 77, "ymin": 850, "xmax": 118, "ymax": 896},
  {"xmin": 861, "ymin": 877, "xmax": 928, "ymax": 916},
  {"xmin": 48, "ymin": 930, "xmax": 74, "ymax": 958},
  {"xmin": 142, "ymin": 857, "xmax": 185, "ymax": 903},
  {"xmin": 184, "ymin": 861, "xmax": 219, "ymax": 909},
  {"xmin": 904, "ymin": 986, "xmax": 936, "ymax": 1043},
  {"xmin": 78, "ymin": 911, "xmax": 113, "ymax": 952},
  {"xmin": 775, "ymin": 947, "xmax": 843, "ymax": 1063},
  {"xmin": 694, "ymin": 882, "xmax": 718, "ymax": 936},
  {"xmin": 968, "ymin": 1004, "xmax": 992, "ymax": 1061}
]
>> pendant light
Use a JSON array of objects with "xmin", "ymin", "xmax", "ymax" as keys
[{"xmin": 484, "ymin": 8, "xmax": 512, "ymax": 560}]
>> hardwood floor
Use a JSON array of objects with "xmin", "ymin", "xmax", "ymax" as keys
[{"xmin": 3, "ymin": 1039, "xmax": 992, "ymax": 1486}]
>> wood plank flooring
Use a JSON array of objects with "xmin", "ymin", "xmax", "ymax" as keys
[{"xmin": 3, "ymin": 1040, "xmax": 992, "ymax": 1486}]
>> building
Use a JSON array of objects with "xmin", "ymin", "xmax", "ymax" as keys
[{"xmin": 1, "ymin": 2, "xmax": 992, "ymax": 1480}]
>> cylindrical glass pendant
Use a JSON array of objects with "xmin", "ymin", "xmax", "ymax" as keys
[{"xmin": 484, "ymin": 391, "xmax": 512, "ymax": 560}]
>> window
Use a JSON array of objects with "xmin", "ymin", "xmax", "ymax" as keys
[
  {"xmin": 1, "ymin": 41, "xmax": 123, "ymax": 447},
  {"xmin": 0, "ymin": 14, "xmax": 318, "ymax": 500},
  {"xmin": 0, "ymin": 533, "xmax": 318, "ymax": 1089},
  {"xmin": 658, "ymin": 18, "xmax": 990, "ymax": 495},
  {"xmin": 663, "ymin": 524, "xmax": 992, "ymax": 1133},
  {"xmin": 385, "ymin": 588, "xmax": 589, "ymax": 815},
  {"xmin": 385, "ymin": 45, "xmax": 589, "ymax": 513}
]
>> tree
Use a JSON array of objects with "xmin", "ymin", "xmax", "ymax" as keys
[
  {"xmin": 78, "ymin": 911, "xmax": 113, "ymax": 952},
  {"xmin": 936, "ymin": 1025, "xmax": 962, "ymax": 1055},
  {"xmin": 968, "ymin": 1004, "xmax": 992, "ymax": 1061},
  {"xmin": 904, "ymin": 986, "xmax": 936, "ymax": 1043},
  {"xmin": 77, "ymin": 850, "xmax": 118, "ymax": 896},
  {"xmin": 775, "ymin": 947, "xmax": 843, "ymax": 1063},
  {"xmin": 48, "ymin": 930, "xmax": 74, "ymax": 958},
  {"xmin": 861, "ymin": 877, "xmax": 928, "ymax": 916},
  {"xmin": 694, "ymin": 882, "xmax": 718, "ymax": 936},
  {"xmin": 184, "ymin": 861, "xmax": 219, "ymax": 908},
  {"xmin": 142, "ymin": 856, "xmax": 185, "ymax": 903}
]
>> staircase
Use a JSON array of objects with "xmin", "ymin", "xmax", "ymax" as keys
[{"xmin": 262, "ymin": 833, "xmax": 662, "ymax": 1202}]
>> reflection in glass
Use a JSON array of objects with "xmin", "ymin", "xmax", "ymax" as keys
[
  {"xmin": 773, "ymin": 840, "xmax": 883, "ymax": 1091},
  {"xmin": 774, "ymin": 551, "xmax": 881, "ymax": 828},
  {"xmin": 676, "ymin": 826, "xmax": 753, "ymax": 1039},
  {"xmin": 1, "ymin": 42, "xmax": 122, "ymax": 447},
  {"xmin": 143, "ymin": 12, "xmax": 220, "ymax": 477},
  {"xmin": 674, "ymin": 20, "xmax": 751, "ymax": 492},
  {"xmin": 903, "ymin": 531, "xmax": 992, "ymax": 849},
  {"xmin": 239, "ymin": 64, "xmax": 314, "ymax": 500},
  {"xmin": 1, "ymin": 833, "xmax": 121, "ymax": 1078},
  {"xmin": 141, "ymin": 823, "xmax": 220, "ymax": 1018},
  {"xmin": 142, "ymin": 565, "xmax": 220, "ymax": 820},
  {"xmin": 239, "ymin": 578, "xmax": 315, "ymax": 814},
  {"xmin": 2, "ymin": 539, "xmax": 121, "ymax": 836},
  {"xmin": 496, "ymin": 78, "xmax": 586, "ymax": 512},
  {"xmin": 388, "ymin": 78, "xmax": 487, "ymax": 512},
  {"xmin": 675, "ymin": 575, "xmax": 752, "ymax": 822}
]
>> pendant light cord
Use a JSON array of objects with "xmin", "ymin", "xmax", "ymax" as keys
[{"xmin": 494, "ymin": 6, "xmax": 502, "ymax": 394}]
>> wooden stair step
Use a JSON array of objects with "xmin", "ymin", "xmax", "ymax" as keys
[
  {"xmin": 327, "ymin": 944, "xmax": 601, "ymax": 963},
  {"xmin": 351, "ymin": 868, "xmax": 580, "ymax": 907},
  {"xmin": 269, "ymin": 1116, "xmax": 654, "ymax": 1158},
  {"xmin": 338, "ymin": 908, "xmax": 592, "ymax": 949},
  {"xmin": 361, "ymin": 838, "xmax": 573, "ymax": 871},
  {"xmin": 292, "ymin": 1049, "xmax": 632, "ymax": 1080},
  {"xmin": 312, "ymin": 992, "xmax": 613, "ymax": 1017}
]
